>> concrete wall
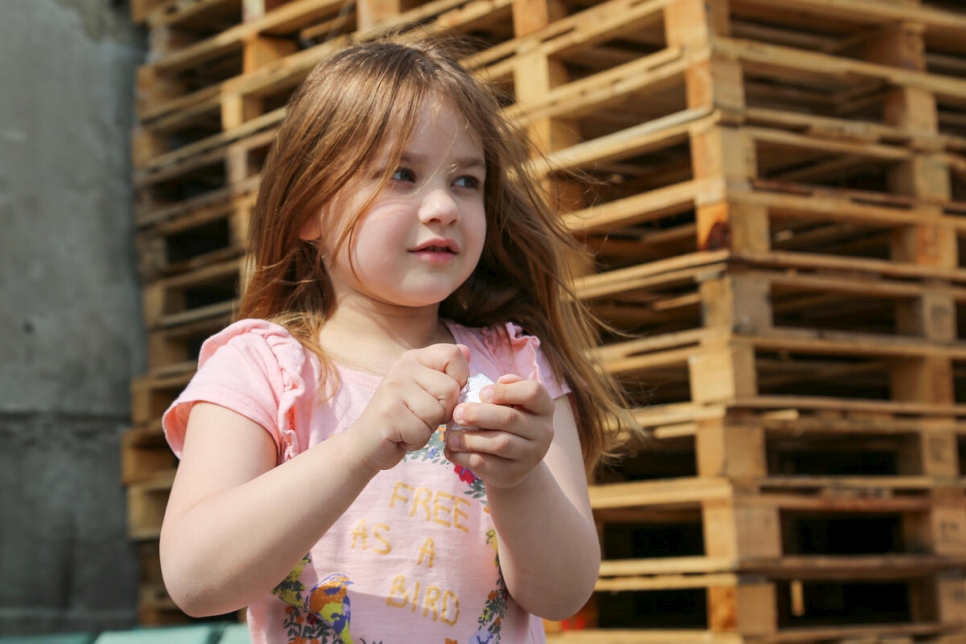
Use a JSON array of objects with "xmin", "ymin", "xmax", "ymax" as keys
[{"xmin": 0, "ymin": 0, "xmax": 145, "ymax": 635}]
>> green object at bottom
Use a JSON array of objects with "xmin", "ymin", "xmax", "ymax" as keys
[
  {"xmin": 93, "ymin": 626, "xmax": 220, "ymax": 644},
  {"xmin": 0, "ymin": 635, "xmax": 94, "ymax": 644},
  {"xmin": 215, "ymin": 625, "xmax": 249, "ymax": 644}
]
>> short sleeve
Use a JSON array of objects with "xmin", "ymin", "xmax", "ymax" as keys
[
  {"xmin": 161, "ymin": 319, "xmax": 316, "ymax": 463},
  {"xmin": 478, "ymin": 322, "xmax": 571, "ymax": 400}
]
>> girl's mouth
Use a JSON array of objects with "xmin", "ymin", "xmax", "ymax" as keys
[{"xmin": 411, "ymin": 239, "xmax": 459, "ymax": 254}]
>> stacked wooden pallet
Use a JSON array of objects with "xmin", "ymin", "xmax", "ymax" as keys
[
  {"xmin": 123, "ymin": 0, "xmax": 966, "ymax": 639},
  {"xmin": 540, "ymin": 0, "xmax": 966, "ymax": 641}
]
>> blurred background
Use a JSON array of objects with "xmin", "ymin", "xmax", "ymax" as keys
[{"xmin": 0, "ymin": 0, "xmax": 145, "ymax": 636}]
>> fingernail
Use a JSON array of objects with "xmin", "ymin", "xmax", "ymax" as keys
[
  {"xmin": 448, "ymin": 431, "xmax": 462, "ymax": 450},
  {"xmin": 453, "ymin": 406, "xmax": 464, "ymax": 423},
  {"xmin": 480, "ymin": 386, "xmax": 493, "ymax": 403}
]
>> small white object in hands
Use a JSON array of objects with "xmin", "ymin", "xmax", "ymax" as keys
[{"xmin": 447, "ymin": 373, "xmax": 495, "ymax": 431}]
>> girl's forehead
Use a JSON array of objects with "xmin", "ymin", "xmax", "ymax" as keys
[{"xmin": 375, "ymin": 94, "xmax": 483, "ymax": 163}]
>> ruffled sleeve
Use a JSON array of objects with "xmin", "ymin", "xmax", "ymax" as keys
[
  {"xmin": 161, "ymin": 319, "xmax": 317, "ymax": 463},
  {"xmin": 475, "ymin": 322, "xmax": 571, "ymax": 400}
]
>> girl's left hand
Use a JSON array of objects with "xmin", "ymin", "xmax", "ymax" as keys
[{"xmin": 443, "ymin": 374, "xmax": 555, "ymax": 489}]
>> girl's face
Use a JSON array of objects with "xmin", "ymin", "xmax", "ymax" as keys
[{"xmin": 313, "ymin": 95, "xmax": 487, "ymax": 313}]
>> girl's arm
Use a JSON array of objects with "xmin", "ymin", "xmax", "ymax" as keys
[
  {"xmin": 444, "ymin": 381, "xmax": 600, "ymax": 619},
  {"xmin": 160, "ymin": 402, "xmax": 379, "ymax": 617},
  {"xmin": 160, "ymin": 343, "xmax": 469, "ymax": 617}
]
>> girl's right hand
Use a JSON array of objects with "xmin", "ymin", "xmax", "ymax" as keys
[{"xmin": 348, "ymin": 343, "xmax": 469, "ymax": 473}]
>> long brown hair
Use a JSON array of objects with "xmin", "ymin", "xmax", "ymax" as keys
[{"xmin": 240, "ymin": 32, "xmax": 633, "ymax": 471}]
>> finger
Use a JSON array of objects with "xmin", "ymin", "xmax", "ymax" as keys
[
  {"xmin": 480, "ymin": 379, "xmax": 554, "ymax": 415},
  {"xmin": 412, "ymin": 366, "xmax": 464, "ymax": 413},
  {"xmin": 396, "ymin": 392, "xmax": 448, "ymax": 448},
  {"xmin": 413, "ymin": 344, "xmax": 470, "ymax": 388},
  {"xmin": 455, "ymin": 400, "xmax": 524, "ymax": 434},
  {"xmin": 444, "ymin": 446, "xmax": 530, "ymax": 490},
  {"xmin": 447, "ymin": 428, "xmax": 521, "ymax": 459}
]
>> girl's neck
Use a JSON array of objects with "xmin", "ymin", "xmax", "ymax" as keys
[{"xmin": 318, "ymin": 303, "xmax": 453, "ymax": 376}]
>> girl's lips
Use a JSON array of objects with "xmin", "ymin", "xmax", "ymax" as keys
[
  {"xmin": 410, "ymin": 239, "xmax": 459, "ymax": 254},
  {"xmin": 409, "ymin": 240, "xmax": 459, "ymax": 265}
]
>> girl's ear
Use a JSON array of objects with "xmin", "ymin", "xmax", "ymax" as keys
[{"xmin": 299, "ymin": 215, "xmax": 322, "ymax": 241}]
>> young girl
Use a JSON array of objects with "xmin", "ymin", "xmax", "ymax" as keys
[{"xmin": 159, "ymin": 33, "xmax": 630, "ymax": 644}]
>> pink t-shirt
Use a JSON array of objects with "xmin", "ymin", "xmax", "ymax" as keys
[{"xmin": 163, "ymin": 318, "xmax": 570, "ymax": 644}]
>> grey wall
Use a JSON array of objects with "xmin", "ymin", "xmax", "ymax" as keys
[{"xmin": 0, "ymin": 0, "xmax": 145, "ymax": 635}]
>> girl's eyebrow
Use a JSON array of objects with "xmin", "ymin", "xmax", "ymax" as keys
[{"xmin": 400, "ymin": 151, "xmax": 486, "ymax": 171}]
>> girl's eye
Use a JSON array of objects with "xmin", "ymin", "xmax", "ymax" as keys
[
  {"xmin": 390, "ymin": 168, "xmax": 416, "ymax": 183},
  {"xmin": 454, "ymin": 175, "xmax": 482, "ymax": 190}
]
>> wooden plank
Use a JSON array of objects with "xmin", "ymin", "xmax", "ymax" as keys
[
  {"xmin": 748, "ymin": 126, "xmax": 917, "ymax": 162},
  {"xmin": 149, "ymin": 0, "xmax": 344, "ymax": 75},
  {"xmin": 138, "ymin": 0, "xmax": 473, "ymax": 122},
  {"xmin": 714, "ymin": 36, "xmax": 966, "ymax": 106},
  {"xmin": 504, "ymin": 46, "xmax": 692, "ymax": 124},
  {"xmin": 561, "ymin": 179, "xmax": 708, "ymax": 233},
  {"xmin": 136, "ymin": 174, "xmax": 261, "ymax": 228},
  {"xmin": 763, "ymin": 270, "xmax": 966, "ymax": 302},
  {"xmin": 589, "ymin": 478, "xmax": 733, "ymax": 509},
  {"xmin": 597, "ymin": 572, "xmax": 740, "ymax": 591},
  {"xmin": 745, "ymin": 327, "xmax": 966, "ymax": 360},
  {"xmin": 537, "ymin": 108, "xmax": 715, "ymax": 175},
  {"xmin": 736, "ymin": 395, "xmax": 966, "ymax": 418},
  {"xmin": 731, "ymin": 187, "xmax": 966, "ymax": 231},
  {"xmin": 599, "ymin": 555, "xmax": 737, "ymax": 577},
  {"xmin": 591, "ymin": 326, "xmax": 727, "ymax": 364},
  {"xmin": 733, "ymin": 249, "xmax": 966, "ymax": 284},
  {"xmin": 741, "ymin": 106, "xmax": 964, "ymax": 151},
  {"xmin": 734, "ymin": 0, "xmax": 966, "ymax": 38},
  {"xmin": 600, "ymin": 554, "xmax": 966, "ymax": 581},
  {"xmin": 574, "ymin": 250, "xmax": 728, "ymax": 299}
]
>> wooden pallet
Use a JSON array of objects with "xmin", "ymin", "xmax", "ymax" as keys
[
  {"xmin": 131, "ymin": 368, "xmax": 196, "ymax": 430},
  {"xmin": 141, "ymin": 255, "xmax": 244, "ymax": 332},
  {"xmin": 135, "ymin": 0, "xmax": 347, "ymax": 118},
  {"xmin": 584, "ymin": 476, "xmax": 966, "ymax": 639},
  {"xmin": 137, "ymin": 191, "xmax": 254, "ymax": 281},
  {"xmin": 592, "ymin": 325, "xmax": 966, "ymax": 409},
  {"xmin": 586, "ymin": 255, "xmax": 966, "ymax": 339},
  {"xmin": 610, "ymin": 409, "xmax": 966, "ymax": 489},
  {"xmin": 128, "ymin": 470, "xmax": 176, "ymax": 541},
  {"xmin": 131, "ymin": 0, "xmax": 587, "ymax": 168},
  {"xmin": 515, "ymin": 113, "xmax": 966, "ymax": 279},
  {"xmin": 135, "ymin": 128, "xmax": 268, "ymax": 228},
  {"xmin": 134, "ymin": 541, "xmax": 244, "ymax": 626},
  {"xmin": 135, "ymin": 541, "xmax": 187, "ymax": 626}
]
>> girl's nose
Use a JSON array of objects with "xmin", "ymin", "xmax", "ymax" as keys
[{"xmin": 417, "ymin": 188, "xmax": 460, "ymax": 225}]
